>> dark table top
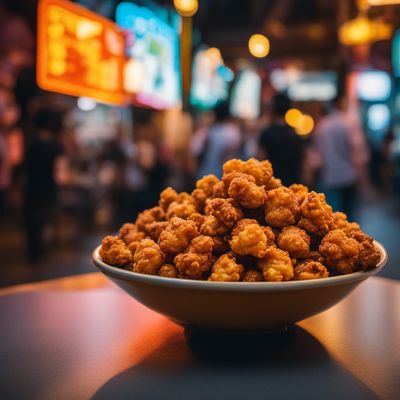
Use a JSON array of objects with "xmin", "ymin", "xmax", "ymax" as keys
[{"xmin": 0, "ymin": 273, "xmax": 399, "ymax": 400}]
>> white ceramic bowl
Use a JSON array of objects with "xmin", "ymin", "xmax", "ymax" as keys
[{"xmin": 92, "ymin": 242, "xmax": 387, "ymax": 330}]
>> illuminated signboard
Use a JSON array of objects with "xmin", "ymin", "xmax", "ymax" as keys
[
  {"xmin": 230, "ymin": 69, "xmax": 261, "ymax": 119},
  {"xmin": 116, "ymin": 2, "xmax": 181, "ymax": 109},
  {"xmin": 190, "ymin": 47, "xmax": 234, "ymax": 110},
  {"xmin": 37, "ymin": 0, "xmax": 126, "ymax": 105}
]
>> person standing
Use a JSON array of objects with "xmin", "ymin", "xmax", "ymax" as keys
[
  {"xmin": 312, "ymin": 98, "xmax": 369, "ymax": 220},
  {"xmin": 258, "ymin": 93, "xmax": 304, "ymax": 186},
  {"xmin": 23, "ymin": 107, "xmax": 66, "ymax": 262},
  {"xmin": 197, "ymin": 102, "xmax": 242, "ymax": 178}
]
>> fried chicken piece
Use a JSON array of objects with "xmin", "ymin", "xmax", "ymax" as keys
[
  {"xmin": 127, "ymin": 239, "xmax": 145, "ymax": 256},
  {"xmin": 174, "ymin": 235, "xmax": 214, "ymax": 279},
  {"xmin": 264, "ymin": 187, "xmax": 300, "ymax": 228},
  {"xmin": 188, "ymin": 212, "xmax": 207, "ymax": 230},
  {"xmin": 119, "ymin": 223, "xmax": 146, "ymax": 245},
  {"xmin": 146, "ymin": 221, "xmax": 168, "ymax": 241},
  {"xmin": 196, "ymin": 174, "xmax": 220, "ymax": 196},
  {"xmin": 191, "ymin": 189, "xmax": 208, "ymax": 212},
  {"xmin": 209, "ymin": 254, "xmax": 244, "ymax": 281},
  {"xmin": 332, "ymin": 212, "xmax": 361, "ymax": 236},
  {"xmin": 133, "ymin": 238, "xmax": 164, "ymax": 275},
  {"xmin": 298, "ymin": 192, "xmax": 333, "ymax": 236},
  {"xmin": 244, "ymin": 158, "xmax": 274, "ymax": 186},
  {"xmin": 277, "ymin": 226, "xmax": 310, "ymax": 258},
  {"xmin": 230, "ymin": 222, "xmax": 268, "ymax": 258},
  {"xmin": 264, "ymin": 177, "xmax": 282, "ymax": 191},
  {"xmin": 350, "ymin": 230, "xmax": 381, "ymax": 270},
  {"xmin": 289, "ymin": 183, "xmax": 309, "ymax": 205},
  {"xmin": 243, "ymin": 269, "xmax": 263, "ymax": 282},
  {"xmin": 257, "ymin": 247, "xmax": 294, "ymax": 281},
  {"xmin": 166, "ymin": 201, "xmax": 197, "ymax": 220},
  {"xmin": 100, "ymin": 236, "xmax": 132, "ymax": 267},
  {"xmin": 223, "ymin": 158, "xmax": 273, "ymax": 186},
  {"xmin": 228, "ymin": 175, "xmax": 266, "ymax": 209},
  {"xmin": 136, "ymin": 207, "xmax": 165, "ymax": 232},
  {"xmin": 211, "ymin": 181, "xmax": 228, "ymax": 198},
  {"xmin": 158, "ymin": 264, "xmax": 178, "ymax": 278},
  {"xmin": 212, "ymin": 236, "xmax": 230, "ymax": 254},
  {"xmin": 262, "ymin": 226, "xmax": 276, "ymax": 246},
  {"xmin": 319, "ymin": 229, "xmax": 359, "ymax": 274},
  {"xmin": 294, "ymin": 261, "xmax": 329, "ymax": 280},
  {"xmin": 205, "ymin": 198, "xmax": 243, "ymax": 228},
  {"xmin": 159, "ymin": 187, "xmax": 178, "ymax": 212},
  {"xmin": 200, "ymin": 215, "xmax": 229, "ymax": 236},
  {"xmin": 231, "ymin": 218, "xmax": 258, "ymax": 234},
  {"xmin": 159, "ymin": 217, "xmax": 198, "ymax": 254}
]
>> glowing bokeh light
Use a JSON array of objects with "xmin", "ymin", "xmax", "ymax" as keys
[
  {"xmin": 295, "ymin": 114, "xmax": 314, "ymax": 136},
  {"xmin": 285, "ymin": 108, "xmax": 303, "ymax": 128},
  {"xmin": 173, "ymin": 0, "xmax": 198, "ymax": 17},
  {"xmin": 248, "ymin": 34, "xmax": 270, "ymax": 58}
]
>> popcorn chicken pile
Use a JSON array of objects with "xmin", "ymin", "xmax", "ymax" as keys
[{"xmin": 99, "ymin": 158, "xmax": 381, "ymax": 282}]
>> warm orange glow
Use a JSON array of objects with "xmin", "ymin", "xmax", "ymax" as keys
[
  {"xmin": 173, "ymin": 0, "xmax": 198, "ymax": 17},
  {"xmin": 367, "ymin": 0, "xmax": 400, "ymax": 4},
  {"xmin": 285, "ymin": 108, "xmax": 303, "ymax": 128},
  {"xmin": 37, "ymin": 0, "xmax": 126, "ymax": 105},
  {"xmin": 295, "ymin": 114, "xmax": 314, "ymax": 136},
  {"xmin": 248, "ymin": 34, "xmax": 270, "ymax": 58},
  {"xmin": 339, "ymin": 16, "xmax": 392, "ymax": 46}
]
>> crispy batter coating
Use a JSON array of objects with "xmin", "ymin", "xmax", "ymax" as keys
[
  {"xmin": 223, "ymin": 158, "xmax": 273, "ymax": 186},
  {"xmin": 289, "ymin": 183, "xmax": 309, "ymax": 205},
  {"xmin": 159, "ymin": 217, "xmax": 198, "ymax": 254},
  {"xmin": 196, "ymin": 174, "xmax": 220, "ymax": 196},
  {"xmin": 159, "ymin": 187, "xmax": 178, "ymax": 212},
  {"xmin": 100, "ymin": 236, "xmax": 132, "ymax": 267},
  {"xmin": 319, "ymin": 229, "xmax": 359, "ymax": 274},
  {"xmin": 119, "ymin": 223, "xmax": 146, "ymax": 245},
  {"xmin": 332, "ymin": 212, "xmax": 361, "ymax": 236},
  {"xmin": 146, "ymin": 221, "xmax": 168, "ymax": 241},
  {"xmin": 174, "ymin": 235, "xmax": 214, "ymax": 279},
  {"xmin": 230, "ymin": 223, "xmax": 268, "ymax": 258},
  {"xmin": 222, "ymin": 171, "xmax": 254, "ymax": 191},
  {"xmin": 212, "ymin": 181, "xmax": 228, "ymax": 198},
  {"xmin": 127, "ymin": 239, "xmax": 144, "ymax": 256},
  {"xmin": 158, "ymin": 264, "xmax": 178, "ymax": 278},
  {"xmin": 205, "ymin": 198, "xmax": 243, "ymax": 228},
  {"xmin": 209, "ymin": 254, "xmax": 244, "ymax": 281},
  {"xmin": 350, "ymin": 230, "xmax": 381, "ymax": 270},
  {"xmin": 243, "ymin": 269, "xmax": 264, "ymax": 282},
  {"xmin": 264, "ymin": 177, "xmax": 282, "ymax": 191},
  {"xmin": 265, "ymin": 187, "xmax": 300, "ymax": 228},
  {"xmin": 166, "ymin": 201, "xmax": 197, "ymax": 220},
  {"xmin": 298, "ymin": 192, "xmax": 333, "ymax": 236},
  {"xmin": 257, "ymin": 247, "xmax": 294, "ymax": 281},
  {"xmin": 188, "ymin": 212, "xmax": 207, "ymax": 230},
  {"xmin": 228, "ymin": 175, "xmax": 266, "ymax": 209},
  {"xmin": 277, "ymin": 226, "xmax": 310, "ymax": 258},
  {"xmin": 136, "ymin": 207, "xmax": 165, "ymax": 232},
  {"xmin": 294, "ymin": 261, "xmax": 329, "ymax": 280},
  {"xmin": 262, "ymin": 226, "xmax": 276, "ymax": 246},
  {"xmin": 231, "ymin": 218, "xmax": 258, "ymax": 235},
  {"xmin": 191, "ymin": 189, "xmax": 208, "ymax": 212},
  {"xmin": 133, "ymin": 238, "xmax": 164, "ymax": 275},
  {"xmin": 200, "ymin": 215, "xmax": 229, "ymax": 236}
]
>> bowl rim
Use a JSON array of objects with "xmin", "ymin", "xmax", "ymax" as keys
[{"xmin": 92, "ymin": 241, "xmax": 387, "ymax": 292}]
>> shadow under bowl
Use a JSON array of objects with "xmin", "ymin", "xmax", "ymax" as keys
[{"xmin": 92, "ymin": 241, "xmax": 387, "ymax": 330}]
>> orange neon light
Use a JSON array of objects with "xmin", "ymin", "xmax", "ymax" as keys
[{"xmin": 37, "ymin": 0, "xmax": 126, "ymax": 105}]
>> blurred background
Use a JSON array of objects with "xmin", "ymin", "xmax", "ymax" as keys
[{"xmin": 1, "ymin": 0, "xmax": 400, "ymax": 287}]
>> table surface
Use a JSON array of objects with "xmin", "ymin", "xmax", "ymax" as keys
[{"xmin": 0, "ymin": 273, "xmax": 399, "ymax": 400}]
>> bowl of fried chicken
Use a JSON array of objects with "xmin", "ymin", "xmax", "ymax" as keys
[{"xmin": 92, "ymin": 158, "xmax": 387, "ymax": 330}]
